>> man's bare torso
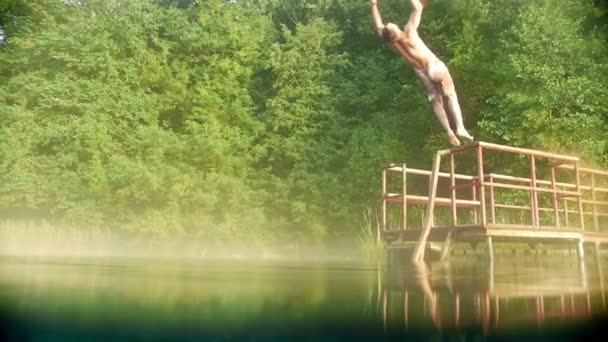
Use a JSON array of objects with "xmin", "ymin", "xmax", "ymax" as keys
[{"xmin": 389, "ymin": 25, "xmax": 438, "ymax": 71}]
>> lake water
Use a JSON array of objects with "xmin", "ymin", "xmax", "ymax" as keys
[{"xmin": 1, "ymin": 255, "xmax": 607, "ymax": 341}]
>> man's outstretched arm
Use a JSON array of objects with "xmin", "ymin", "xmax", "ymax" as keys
[
  {"xmin": 405, "ymin": 0, "xmax": 425, "ymax": 32},
  {"xmin": 371, "ymin": 0, "xmax": 384, "ymax": 37}
]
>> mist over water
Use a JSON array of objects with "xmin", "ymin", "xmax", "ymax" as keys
[
  {"xmin": 0, "ymin": 223, "xmax": 371, "ymax": 263},
  {"xmin": 1, "ymin": 252, "xmax": 607, "ymax": 340}
]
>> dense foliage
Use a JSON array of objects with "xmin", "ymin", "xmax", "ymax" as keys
[{"xmin": 1, "ymin": 0, "xmax": 607, "ymax": 247}]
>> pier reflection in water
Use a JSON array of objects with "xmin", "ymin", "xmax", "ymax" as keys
[
  {"xmin": 1, "ymin": 255, "xmax": 607, "ymax": 340},
  {"xmin": 380, "ymin": 254, "xmax": 608, "ymax": 335}
]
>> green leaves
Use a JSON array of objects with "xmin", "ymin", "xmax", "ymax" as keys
[{"xmin": 1, "ymin": 0, "xmax": 607, "ymax": 246}]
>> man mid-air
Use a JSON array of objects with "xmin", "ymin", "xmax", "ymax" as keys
[{"xmin": 371, "ymin": 0, "xmax": 473, "ymax": 146}]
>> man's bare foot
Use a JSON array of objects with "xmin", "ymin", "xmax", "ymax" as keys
[
  {"xmin": 456, "ymin": 128, "xmax": 474, "ymax": 142},
  {"xmin": 448, "ymin": 135, "xmax": 461, "ymax": 147}
]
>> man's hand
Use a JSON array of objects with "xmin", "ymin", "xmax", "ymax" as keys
[{"xmin": 410, "ymin": 0, "xmax": 428, "ymax": 9}]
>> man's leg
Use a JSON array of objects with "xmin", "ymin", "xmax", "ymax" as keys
[
  {"xmin": 442, "ymin": 73, "xmax": 473, "ymax": 141},
  {"xmin": 431, "ymin": 96, "xmax": 460, "ymax": 146},
  {"xmin": 415, "ymin": 69, "xmax": 460, "ymax": 146}
]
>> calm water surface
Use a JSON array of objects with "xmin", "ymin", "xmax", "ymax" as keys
[{"xmin": 1, "ymin": 255, "xmax": 607, "ymax": 341}]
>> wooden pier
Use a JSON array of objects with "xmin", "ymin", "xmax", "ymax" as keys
[{"xmin": 381, "ymin": 141, "xmax": 608, "ymax": 262}]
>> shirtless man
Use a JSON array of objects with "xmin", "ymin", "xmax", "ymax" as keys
[{"xmin": 371, "ymin": 0, "xmax": 473, "ymax": 146}]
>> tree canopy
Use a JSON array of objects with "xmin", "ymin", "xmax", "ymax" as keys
[{"xmin": 1, "ymin": 0, "xmax": 607, "ymax": 247}]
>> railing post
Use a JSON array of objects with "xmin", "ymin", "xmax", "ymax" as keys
[
  {"xmin": 489, "ymin": 175, "xmax": 496, "ymax": 225},
  {"xmin": 402, "ymin": 164, "xmax": 408, "ymax": 230},
  {"xmin": 530, "ymin": 156, "xmax": 539, "ymax": 227},
  {"xmin": 575, "ymin": 163, "xmax": 585, "ymax": 231},
  {"xmin": 591, "ymin": 173, "xmax": 598, "ymax": 232},
  {"xmin": 450, "ymin": 153, "xmax": 457, "ymax": 226},
  {"xmin": 382, "ymin": 168, "xmax": 387, "ymax": 232},
  {"xmin": 412, "ymin": 151, "xmax": 444, "ymax": 263},
  {"xmin": 472, "ymin": 180, "xmax": 478, "ymax": 224},
  {"xmin": 564, "ymin": 193, "xmax": 570, "ymax": 228},
  {"xmin": 551, "ymin": 166, "xmax": 561, "ymax": 228},
  {"xmin": 477, "ymin": 144, "xmax": 487, "ymax": 226}
]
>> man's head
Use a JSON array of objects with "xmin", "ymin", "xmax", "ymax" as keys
[{"xmin": 381, "ymin": 23, "xmax": 400, "ymax": 43}]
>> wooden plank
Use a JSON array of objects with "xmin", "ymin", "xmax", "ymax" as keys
[
  {"xmin": 384, "ymin": 194, "xmax": 481, "ymax": 207},
  {"xmin": 557, "ymin": 164, "xmax": 608, "ymax": 177},
  {"xmin": 412, "ymin": 152, "xmax": 444, "ymax": 262},
  {"xmin": 478, "ymin": 141, "xmax": 579, "ymax": 162},
  {"xmin": 484, "ymin": 226, "xmax": 582, "ymax": 240},
  {"xmin": 386, "ymin": 166, "xmax": 475, "ymax": 181},
  {"xmin": 485, "ymin": 181, "xmax": 581, "ymax": 196},
  {"xmin": 488, "ymin": 173, "xmax": 608, "ymax": 193},
  {"xmin": 384, "ymin": 228, "xmax": 608, "ymax": 247},
  {"xmin": 583, "ymin": 232, "xmax": 608, "ymax": 243},
  {"xmin": 383, "ymin": 227, "xmax": 453, "ymax": 242}
]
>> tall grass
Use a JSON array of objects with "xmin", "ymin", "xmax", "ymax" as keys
[{"xmin": 356, "ymin": 208, "xmax": 386, "ymax": 264}]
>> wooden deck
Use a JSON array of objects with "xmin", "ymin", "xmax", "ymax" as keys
[
  {"xmin": 384, "ymin": 225, "xmax": 608, "ymax": 244},
  {"xmin": 381, "ymin": 141, "xmax": 608, "ymax": 262}
]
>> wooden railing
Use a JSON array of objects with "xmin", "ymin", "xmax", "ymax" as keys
[{"xmin": 381, "ymin": 141, "xmax": 608, "ymax": 261}]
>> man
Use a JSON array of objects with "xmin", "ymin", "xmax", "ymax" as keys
[{"xmin": 371, "ymin": 0, "xmax": 473, "ymax": 146}]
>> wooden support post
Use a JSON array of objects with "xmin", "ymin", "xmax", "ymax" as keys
[
  {"xmin": 494, "ymin": 297, "xmax": 500, "ymax": 328},
  {"xmin": 474, "ymin": 294, "xmax": 481, "ymax": 321},
  {"xmin": 575, "ymin": 163, "xmax": 585, "ymax": 230},
  {"xmin": 551, "ymin": 166, "xmax": 561, "ymax": 228},
  {"xmin": 489, "ymin": 175, "xmax": 496, "ymax": 224},
  {"xmin": 487, "ymin": 236, "xmax": 494, "ymax": 264},
  {"xmin": 578, "ymin": 239, "xmax": 588, "ymax": 290},
  {"xmin": 564, "ymin": 195, "xmax": 570, "ymax": 228},
  {"xmin": 450, "ymin": 153, "xmax": 457, "ymax": 226},
  {"xmin": 591, "ymin": 174, "xmax": 599, "ymax": 232},
  {"xmin": 382, "ymin": 289, "xmax": 388, "ymax": 331},
  {"xmin": 577, "ymin": 239, "xmax": 585, "ymax": 260},
  {"xmin": 538, "ymin": 296, "xmax": 545, "ymax": 326},
  {"xmin": 472, "ymin": 182, "xmax": 479, "ymax": 224},
  {"xmin": 412, "ymin": 151, "xmax": 444, "ymax": 263},
  {"xmin": 477, "ymin": 145, "xmax": 487, "ymax": 226},
  {"xmin": 404, "ymin": 291, "xmax": 409, "ymax": 328},
  {"xmin": 489, "ymin": 237, "xmax": 495, "ymax": 293},
  {"xmin": 376, "ymin": 267, "xmax": 381, "ymax": 309},
  {"xmin": 455, "ymin": 293, "xmax": 460, "ymax": 328},
  {"xmin": 382, "ymin": 168, "xmax": 387, "ymax": 232},
  {"xmin": 586, "ymin": 292, "xmax": 591, "ymax": 317},
  {"xmin": 402, "ymin": 164, "xmax": 408, "ymax": 230},
  {"xmin": 570, "ymin": 294, "xmax": 575, "ymax": 318},
  {"xmin": 440, "ymin": 230, "xmax": 453, "ymax": 262},
  {"xmin": 560, "ymin": 295, "xmax": 566, "ymax": 320},
  {"xmin": 596, "ymin": 246, "xmax": 606, "ymax": 309},
  {"xmin": 530, "ymin": 156, "xmax": 539, "ymax": 227},
  {"xmin": 431, "ymin": 293, "xmax": 440, "ymax": 330},
  {"xmin": 483, "ymin": 293, "xmax": 490, "ymax": 334}
]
